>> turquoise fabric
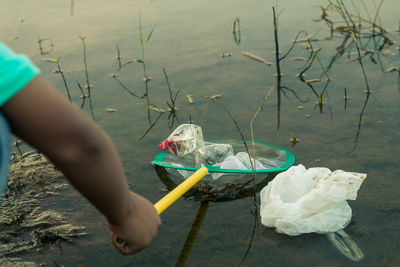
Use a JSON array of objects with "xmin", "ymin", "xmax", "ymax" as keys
[
  {"xmin": 0, "ymin": 42, "xmax": 40, "ymax": 106},
  {"xmin": 0, "ymin": 112, "xmax": 11, "ymax": 193},
  {"xmin": 0, "ymin": 42, "xmax": 41, "ymax": 193}
]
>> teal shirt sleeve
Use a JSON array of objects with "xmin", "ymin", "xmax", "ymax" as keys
[
  {"xmin": 0, "ymin": 42, "xmax": 40, "ymax": 194},
  {"xmin": 0, "ymin": 42, "xmax": 41, "ymax": 107}
]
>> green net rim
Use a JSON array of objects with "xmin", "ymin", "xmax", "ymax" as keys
[{"xmin": 152, "ymin": 140, "xmax": 295, "ymax": 173}]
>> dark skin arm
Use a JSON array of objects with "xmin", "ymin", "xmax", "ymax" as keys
[{"xmin": 1, "ymin": 76, "xmax": 161, "ymax": 255}]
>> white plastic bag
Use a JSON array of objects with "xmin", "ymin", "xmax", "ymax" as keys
[{"xmin": 260, "ymin": 164, "xmax": 366, "ymax": 236}]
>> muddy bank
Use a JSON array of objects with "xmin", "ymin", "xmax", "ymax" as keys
[{"xmin": 0, "ymin": 152, "xmax": 86, "ymax": 266}]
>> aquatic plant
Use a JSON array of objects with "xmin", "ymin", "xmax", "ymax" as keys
[
  {"xmin": 138, "ymin": 13, "xmax": 157, "ymax": 82},
  {"xmin": 45, "ymin": 56, "xmax": 72, "ymax": 102},
  {"xmin": 78, "ymin": 36, "xmax": 95, "ymax": 120},
  {"xmin": 162, "ymin": 68, "xmax": 181, "ymax": 129}
]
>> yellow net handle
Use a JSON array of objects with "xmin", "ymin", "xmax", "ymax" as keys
[{"xmin": 113, "ymin": 166, "xmax": 208, "ymax": 247}]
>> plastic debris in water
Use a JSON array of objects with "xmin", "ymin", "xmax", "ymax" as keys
[
  {"xmin": 241, "ymin": 52, "xmax": 273, "ymax": 66},
  {"xmin": 149, "ymin": 106, "xmax": 165, "ymax": 113},
  {"xmin": 291, "ymin": 57, "xmax": 307, "ymax": 61},
  {"xmin": 204, "ymin": 95, "xmax": 221, "ymax": 101},
  {"xmin": 305, "ymin": 79, "xmax": 322, "ymax": 84},
  {"xmin": 186, "ymin": 94, "xmax": 194, "ymax": 104},
  {"xmin": 327, "ymin": 230, "xmax": 364, "ymax": 261},
  {"xmin": 386, "ymin": 66, "xmax": 399, "ymax": 73},
  {"xmin": 260, "ymin": 165, "xmax": 367, "ymax": 236},
  {"xmin": 220, "ymin": 52, "xmax": 233, "ymax": 57}
]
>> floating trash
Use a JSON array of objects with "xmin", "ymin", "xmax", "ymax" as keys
[
  {"xmin": 386, "ymin": 66, "xmax": 399, "ymax": 73},
  {"xmin": 260, "ymin": 164, "xmax": 367, "ymax": 236},
  {"xmin": 305, "ymin": 79, "xmax": 322, "ymax": 84},
  {"xmin": 327, "ymin": 230, "xmax": 364, "ymax": 261},
  {"xmin": 204, "ymin": 95, "xmax": 221, "ymax": 101},
  {"xmin": 241, "ymin": 52, "xmax": 273, "ymax": 66},
  {"xmin": 291, "ymin": 57, "xmax": 307, "ymax": 61},
  {"xmin": 154, "ymin": 124, "xmax": 294, "ymax": 178},
  {"xmin": 220, "ymin": 52, "xmax": 233, "ymax": 57}
]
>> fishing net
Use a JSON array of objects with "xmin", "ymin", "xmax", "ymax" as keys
[
  {"xmin": 153, "ymin": 124, "xmax": 295, "ymax": 200},
  {"xmin": 153, "ymin": 139, "xmax": 295, "ymax": 175}
]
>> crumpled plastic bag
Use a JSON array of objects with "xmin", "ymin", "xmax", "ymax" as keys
[
  {"xmin": 260, "ymin": 164, "xmax": 367, "ymax": 236},
  {"xmin": 171, "ymin": 152, "xmax": 268, "ymax": 180},
  {"xmin": 214, "ymin": 152, "xmax": 266, "ymax": 170},
  {"xmin": 210, "ymin": 152, "xmax": 267, "ymax": 180}
]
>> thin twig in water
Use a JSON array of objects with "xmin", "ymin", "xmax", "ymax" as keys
[
  {"xmin": 272, "ymin": 7, "xmax": 281, "ymax": 81},
  {"xmin": 272, "ymin": 6, "xmax": 283, "ymax": 130},
  {"xmin": 111, "ymin": 74, "xmax": 142, "ymax": 98},
  {"xmin": 238, "ymin": 205, "xmax": 259, "ymax": 267},
  {"xmin": 79, "ymin": 36, "xmax": 95, "ymax": 120},
  {"xmin": 233, "ymin": 17, "xmax": 241, "ymax": 45},
  {"xmin": 52, "ymin": 56, "xmax": 72, "ymax": 102},
  {"xmin": 116, "ymin": 45, "xmax": 122, "ymax": 71},
  {"xmin": 337, "ymin": 1, "xmax": 370, "ymax": 93},
  {"xmin": 352, "ymin": 92, "xmax": 370, "ymax": 151},
  {"xmin": 79, "ymin": 36, "xmax": 92, "ymax": 90},
  {"xmin": 209, "ymin": 99, "xmax": 253, "ymax": 171},
  {"xmin": 139, "ymin": 113, "xmax": 163, "ymax": 141},
  {"xmin": 163, "ymin": 68, "xmax": 181, "ymax": 110},
  {"xmin": 249, "ymin": 87, "xmax": 274, "ymax": 206},
  {"xmin": 279, "ymin": 30, "xmax": 309, "ymax": 61}
]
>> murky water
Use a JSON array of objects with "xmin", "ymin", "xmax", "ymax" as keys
[{"xmin": 1, "ymin": 0, "xmax": 400, "ymax": 266}]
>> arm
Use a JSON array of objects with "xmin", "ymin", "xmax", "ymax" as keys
[{"xmin": 1, "ymin": 76, "xmax": 161, "ymax": 254}]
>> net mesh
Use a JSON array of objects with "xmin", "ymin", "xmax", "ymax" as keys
[{"xmin": 153, "ymin": 140, "xmax": 295, "ymax": 173}]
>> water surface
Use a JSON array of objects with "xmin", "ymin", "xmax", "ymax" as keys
[{"xmin": 1, "ymin": 0, "xmax": 399, "ymax": 266}]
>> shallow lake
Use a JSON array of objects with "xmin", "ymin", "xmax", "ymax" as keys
[{"xmin": 1, "ymin": 0, "xmax": 400, "ymax": 266}]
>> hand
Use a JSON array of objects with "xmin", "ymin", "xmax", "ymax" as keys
[{"xmin": 107, "ymin": 192, "xmax": 161, "ymax": 255}]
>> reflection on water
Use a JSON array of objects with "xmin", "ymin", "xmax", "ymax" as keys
[
  {"xmin": 155, "ymin": 166, "xmax": 276, "ymax": 202},
  {"xmin": 175, "ymin": 201, "xmax": 210, "ymax": 267},
  {"xmin": 1, "ymin": 0, "xmax": 400, "ymax": 266},
  {"xmin": 155, "ymin": 166, "xmax": 274, "ymax": 266}
]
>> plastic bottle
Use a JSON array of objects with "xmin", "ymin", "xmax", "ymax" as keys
[
  {"xmin": 194, "ymin": 143, "xmax": 234, "ymax": 166},
  {"xmin": 160, "ymin": 124, "xmax": 205, "ymax": 157},
  {"xmin": 160, "ymin": 124, "xmax": 234, "ymax": 167}
]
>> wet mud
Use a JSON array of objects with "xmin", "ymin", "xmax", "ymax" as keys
[{"xmin": 0, "ymin": 152, "xmax": 86, "ymax": 266}]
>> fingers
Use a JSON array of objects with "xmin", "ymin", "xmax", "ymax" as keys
[
  {"xmin": 108, "ymin": 220, "xmax": 159, "ymax": 255},
  {"xmin": 110, "ymin": 233, "xmax": 148, "ymax": 255},
  {"xmin": 106, "ymin": 193, "xmax": 161, "ymax": 255}
]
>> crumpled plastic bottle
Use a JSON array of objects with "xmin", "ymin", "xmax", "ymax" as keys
[
  {"xmin": 194, "ymin": 143, "xmax": 234, "ymax": 166},
  {"xmin": 160, "ymin": 124, "xmax": 205, "ymax": 157},
  {"xmin": 159, "ymin": 124, "xmax": 234, "ymax": 167}
]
